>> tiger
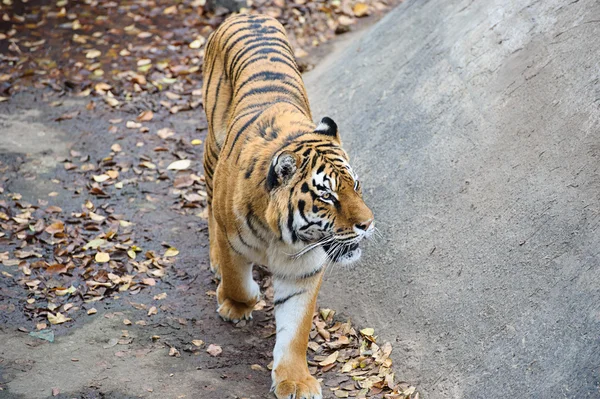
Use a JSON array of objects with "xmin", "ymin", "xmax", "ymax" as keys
[{"xmin": 202, "ymin": 14, "xmax": 374, "ymax": 399}]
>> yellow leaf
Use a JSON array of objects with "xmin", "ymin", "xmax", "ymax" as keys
[
  {"xmin": 104, "ymin": 97, "xmax": 120, "ymax": 107},
  {"xmin": 191, "ymin": 139, "xmax": 202, "ymax": 145},
  {"xmin": 353, "ymin": 3, "xmax": 369, "ymax": 17},
  {"xmin": 140, "ymin": 161, "xmax": 156, "ymax": 169},
  {"xmin": 167, "ymin": 159, "xmax": 191, "ymax": 171},
  {"xmin": 189, "ymin": 37, "xmax": 206, "ymax": 49},
  {"xmin": 360, "ymin": 327, "xmax": 375, "ymax": 336},
  {"xmin": 95, "ymin": 252, "xmax": 110, "ymax": 263},
  {"xmin": 163, "ymin": 5, "xmax": 177, "ymax": 14},
  {"xmin": 164, "ymin": 247, "xmax": 179, "ymax": 257},
  {"xmin": 127, "ymin": 249, "xmax": 136, "ymax": 259},
  {"xmin": 86, "ymin": 49, "xmax": 101, "ymax": 58},
  {"xmin": 107, "ymin": 170, "xmax": 119, "ymax": 179},
  {"xmin": 55, "ymin": 285, "xmax": 77, "ymax": 296},
  {"xmin": 48, "ymin": 312, "xmax": 71, "ymax": 325}
]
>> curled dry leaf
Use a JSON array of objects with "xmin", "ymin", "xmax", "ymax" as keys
[
  {"xmin": 48, "ymin": 312, "xmax": 71, "ymax": 325},
  {"xmin": 137, "ymin": 110, "xmax": 154, "ymax": 122}
]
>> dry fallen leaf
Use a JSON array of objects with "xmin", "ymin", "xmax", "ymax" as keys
[
  {"xmin": 137, "ymin": 110, "xmax": 154, "ymax": 122},
  {"xmin": 167, "ymin": 159, "xmax": 191, "ymax": 171},
  {"xmin": 206, "ymin": 344, "xmax": 222, "ymax": 357},
  {"xmin": 93, "ymin": 174, "xmax": 110, "ymax": 183},
  {"xmin": 164, "ymin": 247, "xmax": 179, "ymax": 257},
  {"xmin": 95, "ymin": 252, "xmax": 110, "ymax": 263},
  {"xmin": 353, "ymin": 3, "xmax": 370, "ymax": 17},
  {"xmin": 157, "ymin": 127, "xmax": 175, "ymax": 139},
  {"xmin": 148, "ymin": 306, "xmax": 158, "ymax": 316},
  {"xmin": 319, "ymin": 351, "xmax": 339, "ymax": 366},
  {"xmin": 48, "ymin": 312, "xmax": 71, "ymax": 325},
  {"xmin": 154, "ymin": 292, "xmax": 167, "ymax": 300}
]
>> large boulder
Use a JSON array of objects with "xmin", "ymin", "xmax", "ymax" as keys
[{"xmin": 305, "ymin": 0, "xmax": 600, "ymax": 397}]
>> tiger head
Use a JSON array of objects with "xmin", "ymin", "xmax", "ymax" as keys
[{"xmin": 266, "ymin": 117, "xmax": 374, "ymax": 265}]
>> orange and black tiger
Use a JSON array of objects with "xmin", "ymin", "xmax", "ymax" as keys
[{"xmin": 202, "ymin": 14, "xmax": 374, "ymax": 399}]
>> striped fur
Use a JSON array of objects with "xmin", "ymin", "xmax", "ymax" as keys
[{"xmin": 202, "ymin": 14, "xmax": 374, "ymax": 399}]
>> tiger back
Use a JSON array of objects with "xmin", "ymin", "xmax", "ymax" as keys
[{"xmin": 202, "ymin": 14, "xmax": 374, "ymax": 399}]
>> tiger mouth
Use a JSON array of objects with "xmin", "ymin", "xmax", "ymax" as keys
[{"xmin": 322, "ymin": 241, "xmax": 359, "ymax": 261}]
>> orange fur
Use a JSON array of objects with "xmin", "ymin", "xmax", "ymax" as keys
[{"xmin": 202, "ymin": 14, "xmax": 373, "ymax": 398}]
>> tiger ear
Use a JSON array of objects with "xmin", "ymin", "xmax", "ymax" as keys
[
  {"xmin": 315, "ymin": 117, "xmax": 338, "ymax": 139},
  {"xmin": 266, "ymin": 151, "xmax": 297, "ymax": 191}
]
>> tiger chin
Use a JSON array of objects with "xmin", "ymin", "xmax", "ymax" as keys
[{"xmin": 202, "ymin": 14, "xmax": 374, "ymax": 399}]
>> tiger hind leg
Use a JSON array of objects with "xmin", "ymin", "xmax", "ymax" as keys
[{"xmin": 213, "ymin": 229, "xmax": 260, "ymax": 322}]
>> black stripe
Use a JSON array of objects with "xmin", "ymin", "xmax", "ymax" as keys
[
  {"xmin": 246, "ymin": 214, "xmax": 268, "ymax": 243},
  {"xmin": 298, "ymin": 266, "xmax": 324, "ymax": 279},
  {"xmin": 235, "ymin": 53, "xmax": 300, "ymax": 84},
  {"xmin": 210, "ymin": 75, "xmax": 224, "ymax": 126},
  {"xmin": 227, "ymin": 110, "xmax": 264, "ymax": 156},
  {"xmin": 244, "ymin": 157, "xmax": 257, "ymax": 179},
  {"xmin": 233, "ymin": 70, "xmax": 296, "ymax": 98},
  {"xmin": 274, "ymin": 290, "xmax": 305, "ymax": 307},
  {"xmin": 230, "ymin": 41, "xmax": 297, "ymax": 82}
]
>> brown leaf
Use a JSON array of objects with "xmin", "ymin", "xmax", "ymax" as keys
[
  {"xmin": 46, "ymin": 264, "xmax": 68, "ymax": 274},
  {"xmin": 45, "ymin": 221, "xmax": 64, "ymax": 235},
  {"xmin": 55, "ymin": 111, "xmax": 79, "ymax": 121},
  {"xmin": 137, "ymin": 110, "xmax": 154, "ymax": 122}
]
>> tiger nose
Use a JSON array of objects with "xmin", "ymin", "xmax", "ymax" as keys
[{"xmin": 355, "ymin": 219, "xmax": 373, "ymax": 231}]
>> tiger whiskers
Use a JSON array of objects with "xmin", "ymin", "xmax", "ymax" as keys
[{"xmin": 287, "ymin": 235, "xmax": 334, "ymax": 259}]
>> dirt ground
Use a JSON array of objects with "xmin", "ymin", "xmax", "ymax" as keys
[
  {"xmin": 0, "ymin": 4, "xmax": 416, "ymax": 399},
  {"xmin": 0, "ymin": 90, "xmax": 279, "ymax": 399}
]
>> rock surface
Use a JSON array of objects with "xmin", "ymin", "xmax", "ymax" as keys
[{"xmin": 305, "ymin": 0, "xmax": 600, "ymax": 397}]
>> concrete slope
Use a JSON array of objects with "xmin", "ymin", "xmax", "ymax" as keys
[{"xmin": 305, "ymin": 0, "xmax": 600, "ymax": 397}]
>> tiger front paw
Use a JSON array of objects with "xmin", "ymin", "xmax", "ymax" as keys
[
  {"xmin": 217, "ymin": 298, "xmax": 256, "ymax": 322},
  {"xmin": 216, "ymin": 282, "xmax": 258, "ymax": 322},
  {"xmin": 271, "ymin": 371, "xmax": 322, "ymax": 399}
]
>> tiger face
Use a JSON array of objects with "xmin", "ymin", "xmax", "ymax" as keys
[{"xmin": 266, "ymin": 117, "xmax": 374, "ymax": 265}]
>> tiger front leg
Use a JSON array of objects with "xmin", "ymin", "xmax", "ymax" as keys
[
  {"xmin": 271, "ymin": 272, "xmax": 324, "ymax": 399},
  {"xmin": 214, "ymin": 231, "xmax": 260, "ymax": 322}
]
